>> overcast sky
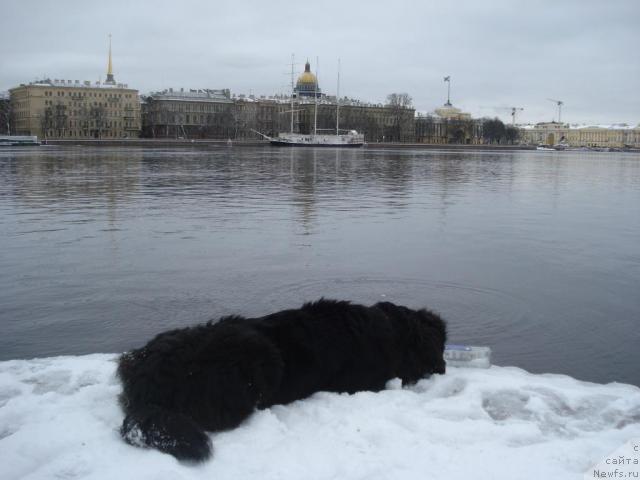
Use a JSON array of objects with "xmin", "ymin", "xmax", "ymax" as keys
[{"xmin": 1, "ymin": 0, "xmax": 638, "ymax": 125}]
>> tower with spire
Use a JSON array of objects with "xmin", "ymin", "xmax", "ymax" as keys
[{"xmin": 105, "ymin": 34, "xmax": 115, "ymax": 85}]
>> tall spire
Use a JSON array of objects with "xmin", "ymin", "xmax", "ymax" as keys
[{"xmin": 105, "ymin": 34, "xmax": 115, "ymax": 85}]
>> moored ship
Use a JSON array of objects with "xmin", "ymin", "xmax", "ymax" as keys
[
  {"xmin": 270, "ymin": 131, "xmax": 364, "ymax": 147},
  {"xmin": 0, "ymin": 135, "xmax": 41, "ymax": 146},
  {"xmin": 266, "ymin": 56, "xmax": 365, "ymax": 148}
]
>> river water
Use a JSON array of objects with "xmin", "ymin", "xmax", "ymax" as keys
[{"xmin": 0, "ymin": 146, "xmax": 638, "ymax": 385}]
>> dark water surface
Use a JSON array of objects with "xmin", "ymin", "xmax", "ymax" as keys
[{"xmin": 1, "ymin": 146, "xmax": 639, "ymax": 385}]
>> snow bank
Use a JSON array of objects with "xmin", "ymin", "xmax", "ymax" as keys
[{"xmin": 1, "ymin": 354, "xmax": 638, "ymax": 480}]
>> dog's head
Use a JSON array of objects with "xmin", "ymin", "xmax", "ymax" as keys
[
  {"xmin": 418, "ymin": 308, "xmax": 447, "ymax": 374},
  {"xmin": 375, "ymin": 301, "xmax": 448, "ymax": 377}
]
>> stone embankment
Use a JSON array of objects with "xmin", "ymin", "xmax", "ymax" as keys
[{"xmin": 45, "ymin": 139, "xmax": 536, "ymax": 150}]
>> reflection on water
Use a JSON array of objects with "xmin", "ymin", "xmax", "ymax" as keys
[{"xmin": 1, "ymin": 146, "xmax": 639, "ymax": 385}]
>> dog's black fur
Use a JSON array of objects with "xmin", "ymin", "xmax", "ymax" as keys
[{"xmin": 117, "ymin": 299, "xmax": 447, "ymax": 461}]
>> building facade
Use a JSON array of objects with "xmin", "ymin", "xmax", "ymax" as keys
[
  {"xmin": 520, "ymin": 122, "xmax": 640, "ymax": 148},
  {"xmin": 142, "ymin": 88, "xmax": 234, "ymax": 138},
  {"xmin": 288, "ymin": 99, "xmax": 414, "ymax": 142},
  {"xmin": 141, "ymin": 91, "xmax": 415, "ymax": 142},
  {"xmin": 0, "ymin": 92, "xmax": 9, "ymax": 134},
  {"xmin": 10, "ymin": 79, "xmax": 140, "ymax": 139},
  {"xmin": 415, "ymin": 104, "xmax": 482, "ymax": 144},
  {"xmin": 280, "ymin": 60, "xmax": 414, "ymax": 142},
  {"xmin": 9, "ymin": 43, "xmax": 140, "ymax": 140},
  {"xmin": 141, "ymin": 61, "xmax": 415, "ymax": 142}
]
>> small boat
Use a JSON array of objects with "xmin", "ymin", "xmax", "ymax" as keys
[{"xmin": 0, "ymin": 135, "xmax": 41, "ymax": 146}]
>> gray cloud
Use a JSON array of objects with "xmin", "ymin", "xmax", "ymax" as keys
[{"xmin": 1, "ymin": 0, "xmax": 638, "ymax": 124}]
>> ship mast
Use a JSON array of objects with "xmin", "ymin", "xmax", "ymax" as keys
[
  {"xmin": 314, "ymin": 57, "xmax": 318, "ymax": 137},
  {"xmin": 336, "ymin": 58, "xmax": 340, "ymax": 135},
  {"xmin": 290, "ymin": 53, "xmax": 295, "ymax": 134}
]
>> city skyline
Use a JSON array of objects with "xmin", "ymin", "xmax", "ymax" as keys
[{"xmin": 1, "ymin": 0, "xmax": 638, "ymax": 125}]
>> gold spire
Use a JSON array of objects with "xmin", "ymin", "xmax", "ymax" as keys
[
  {"xmin": 105, "ymin": 34, "xmax": 115, "ymax": 84},
  {"xmin": 107, "ymin": 34, "xmax": 113, "ymax": 75}
]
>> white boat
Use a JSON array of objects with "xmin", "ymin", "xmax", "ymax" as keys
[
  {"xmin": 536, "ymin": 143, "xmax": 569, "ymax": 151},
  {"xmin": 269, "ymin": 131, "xmax": 364, "ymax": 147},
  {"xmin": 0, "ymin": 135, "xmax": 41, "ymax": 146},
  {"xmin": 266, "ymin": 56, "xmax": 364, "ymax": 148}
]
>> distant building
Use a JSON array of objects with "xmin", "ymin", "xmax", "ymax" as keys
[
  {"xmin": 9, "ymin": 41, "xmax": 140, "ymax": 139},
  {"xmin": 288, "ymin": 97, "xmax": 414, "ymax": 142},
  {"xmin": 0, "ymin": 92, "xmax": 9, "ymax": 134},
  {"xmin": 142, "ymin": 88, "xmax": 234, "ymax": 138},
  {"xmin": 141, "ymin": 90, "xmax": 415, "ymax": 142},
  {"xmin": 141, "ymin": 58, "xmax": 415, "ymax": 142},
  {"xmin": 294, "ymin": 60, "xmax": 322, "ymax": 99},
  {"xmin": 415, "ymin": 103, "xmax": 482, "ymax": 144},
  {"xmin": 520, "ymin": 122, "xmax": 640, "ymax": 148}
]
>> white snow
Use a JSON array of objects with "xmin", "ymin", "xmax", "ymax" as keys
[{"xmin": 1, "ymin": 354, "xmax": 639, "ymax": 480}]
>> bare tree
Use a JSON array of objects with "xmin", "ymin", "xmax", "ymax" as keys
[
  {"xmin": 0, "ymin": 97, "xmax": 11, "ymax": 134},
  {"xmin": 386, "ymin": 93, "xmax": 413, "ymax": 142},
  {"xmin": 219, "ymin": 108, "xmax": 235, "ymax": 139},
  {"xmin": 365, "ymin": 114, "xmax": 380, "ymax": 142},
  {"xmin": 386, "ymin": 93, "xmax": 413, "ymax": 109},
  {"xmin": 482, "ymin": 117, "xmax": 507, "ymax": 144},
  {"xmin": 504, "ymin": 125, "xmax": 520, "ymax": 144},
  {"xmin": 231, "ymin": 102, "xmax": 258, "ymax": 139},
  {"xmin": 53, "ymin": 102, "xmax": 68, "ymax": 138},
  {"xmin": 415, "ymin": 115, "xmax": 436, "ymax": 143},
  {"xmin": 140, "ymin": 96, "xmax": 153, "ymax": 137},
  {"xmin": 90, "ymin": 105, "xmax": 107, "ymax": 139},
  {"xmin": 40, "ymin": 107, "xmax": 55, "ymax": 140}
]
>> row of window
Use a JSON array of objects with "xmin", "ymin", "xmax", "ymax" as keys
[
  {"xmin": 152, "ymin": 114, "xmax": 226, "ymax": 124},
  {"xmin": 43, "ymin": 90, "xmax": 134, "ymax": 99},
  {"xmin": 527, "ymin": 132, "xmax": 636, "ymax": 142},
  {"xmin": 153, "ymin": 102, "xmax": 228, "ymax": 113},
  {"xmin": 45, "ymin": 108, "xmax": 133, "ymax": 118},
  {"xmin": 62, "ymin": 120, "xmax": 134, "ymax": 128},
  {"xmin": 45, "ymin": 129, "xmax": 134, "ymax": 138},
  {"xmin": 44, "ymin": 100, "xmax": 136, "ymax": 109}
]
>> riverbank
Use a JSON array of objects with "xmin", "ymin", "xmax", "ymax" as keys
[
  {"xmin": 1, "ymin": 354, "xmax": 638, "ymax": 480},
  {"xmin": 43, "ymin": 138, "xmax": 537, "ymax": 150}
]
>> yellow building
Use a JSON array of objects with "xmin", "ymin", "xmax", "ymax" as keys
[
  {"xmin": 9, "ymin": 39, "xmax": 140, "ymax": 139},
  {"xmin": 521, "ymin": 122, "xmax": 640, "ymax": 148},
  {"xmin": 415, "ymin": 103, "xmax": 482, "ymax": 145}
]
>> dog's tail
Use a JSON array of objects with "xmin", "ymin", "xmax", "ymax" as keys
[{"xmin": 120, "ymin": 405, "xmax": 212, "ymax": 462}]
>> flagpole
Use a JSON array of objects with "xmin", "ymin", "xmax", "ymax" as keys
[{"xmin": 444, "ymin": 76, "xmax": 451, "ymax": 106}]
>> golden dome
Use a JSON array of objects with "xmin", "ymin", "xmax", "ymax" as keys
[
  {"xmin": 294, "ymin": 59, "xmax": 321, "ymax": 97},
  {"xmin": 297, "ymin": 60, "xmax": 317, "ymax": 86},
  {"xmin": 297, "ymin": 71, "xmax": 317, "ymax": 85}
]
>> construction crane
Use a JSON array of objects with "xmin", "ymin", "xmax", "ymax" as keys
[
  {"xmin": 547, "ymin": 98, "xmax": 564, "ymax": 123},
  {"xmin": 509, "ymin": 107, "xmax": 524, "ymax": 126},
  {"xmin": 481, "ymin": 106, "xmax": 524, "ymax": 125}
]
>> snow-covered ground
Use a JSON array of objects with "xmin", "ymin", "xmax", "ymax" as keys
[{"xmin": 1, "ymin": 354, "xmax": 638, "ymax": 480}]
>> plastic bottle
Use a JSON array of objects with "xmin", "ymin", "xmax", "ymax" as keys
[{"xmin": 444, "ymin": 344, "xmax": 492, "ymax": 369}]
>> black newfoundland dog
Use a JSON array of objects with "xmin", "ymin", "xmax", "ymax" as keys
[{"xmin": 117, "ymin": 299, "xmax": 447, "ymax": 461}]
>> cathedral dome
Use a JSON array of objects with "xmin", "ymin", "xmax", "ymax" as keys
[
  {"xmin": 297, "ymin": 60, "xmax": 317, "ymax": 86},
  {"xmin": 295, "ymin": 60, "xmax": 320, "ymax": 97}
]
